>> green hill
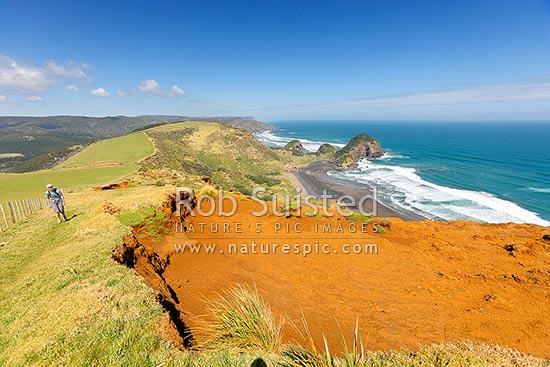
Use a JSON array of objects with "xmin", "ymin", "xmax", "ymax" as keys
[
  {"xmin": 0, "ymin": 121, "xmax": 303, "ymax": 203},
  {"xmin": 57, "ymin": 132, "xmax": 154, "ymax": 169},
  {"xmin": 0, "ymin": 132, "xmax": 154, "ymax": 203},
  {"xmin": 140, "ymin": 122, "xmax": 312, "ymax": 195},
  {"xmin": 0, "ymin": 115, "xmax": 274, "ymax": 172}
]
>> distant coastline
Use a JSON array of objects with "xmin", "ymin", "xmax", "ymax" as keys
[
  {"xmin": 256, "ymin": 121, "xmax": 550, "ymax": 226},
  {"xmin": 292, "ymin": 159, "xmax": 424, "ymax": 220}
]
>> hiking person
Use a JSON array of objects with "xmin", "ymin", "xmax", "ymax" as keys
[{"xmin": 46, "ymin": 184, "xmax": 68, "ymax": 223}]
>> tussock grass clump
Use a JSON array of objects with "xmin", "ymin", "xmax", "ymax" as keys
[
  {"xmin": 198, "ymin": 285, "xmax": 283, "ymax": 353},
  {"xmin": 282, "ymin": 345, "xmax": 326, "ymax": 367},
  {"xmin": 197, "ymin": 184, "xmax": 219, "ymax": 198},
  {"xmin": 282, "ymin": 322, "xmax": 549, "ymax": 367}
]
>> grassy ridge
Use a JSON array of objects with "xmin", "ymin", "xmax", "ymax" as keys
[
  {"xmin": 1, "ymin": 187, "xmax": 547, "ymax": 366},
  {"xmin": 141, "ymin": 122, "xmax": 313, "ymax": 195},
  {"xmin": 0, "ymin": 188, "xmax": 184, "ymax": 366}
]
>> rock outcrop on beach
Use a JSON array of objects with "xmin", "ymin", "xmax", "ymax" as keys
[
  {"xmin": 317, "ymin": 143, "xmax": 337, "ymax": 155},
  {"xmin": 334, "ymin": 133, "xmax": 383, "ymax": 169},
  {"xmin": 284, "ymin": 139, "xmax": 306, "ymax": 155}
]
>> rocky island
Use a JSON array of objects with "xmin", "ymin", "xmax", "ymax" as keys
[
  {"xmin": 283, "ymin": 139, "xmax": 306, "ymax": 155},
  {"xmin": 281, "ymin": 132, "xmax": 383, "ymax": 169},
  {"xmin": 334, "ymin": 133, "xmax": 383, "ymax": 169}
]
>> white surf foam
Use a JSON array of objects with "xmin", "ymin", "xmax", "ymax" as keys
[
  {"xmin": 376, "ymin": 151, "xmax": 409, "ymax": 160},
  {"xmin": 255, "ymin": 130, "xmax": 345, "ymax": 152},
  {"xmin": 330, "ymin": 160, "xmax": 550, "ymax": 226},
  {"xmin": 526, "ymin": 187, "xmax": 550, "ymax": 194}
]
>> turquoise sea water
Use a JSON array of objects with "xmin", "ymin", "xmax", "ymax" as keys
[{"xmin": 256, "ymin": 121, "xmax": 550, "ymax": 225}]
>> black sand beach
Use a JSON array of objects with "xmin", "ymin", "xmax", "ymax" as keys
[{"xmin": 293, "ymin": 159, "xmax": 425, "ymax": 220}]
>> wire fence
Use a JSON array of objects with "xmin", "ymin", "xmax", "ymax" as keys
[{"xmin": 0, "ymin": 198, "xmax": 49, "ymax": 232}]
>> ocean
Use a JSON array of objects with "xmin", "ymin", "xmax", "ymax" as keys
[{"xmin": 256, "ymin": 121, "xmax": 550, "ymax": 226}]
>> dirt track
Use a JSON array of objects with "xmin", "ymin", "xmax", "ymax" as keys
[{"xmin": 135, "ymin": 197, "xmax": 550, "ymax": 358}]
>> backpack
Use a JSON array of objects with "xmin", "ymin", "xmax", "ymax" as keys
[{"xmin": 46, "ymin": 188, "xmax": 63, "ymax": 202}]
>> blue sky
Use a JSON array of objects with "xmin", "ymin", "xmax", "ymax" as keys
[{"xmin": 1, "ymin": 0, "xmax": 550, "ymax": 121}]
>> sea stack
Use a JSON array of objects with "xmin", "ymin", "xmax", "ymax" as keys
[
  {"xmin": 284, "ymin": 139, "xmax": 306, "ymax": 155},
  {"xmin": 334, "ymin": 133, "xmax": 383, "ymax": 169},
  {"xmin": 316, "ymin": 143, "xmax": 337, "ymax": 155}
]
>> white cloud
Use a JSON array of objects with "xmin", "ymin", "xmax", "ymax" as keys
[
  {"xmin": 0, "ymin": 95, "xmax": 15, "ymax": 104},
  {"xmin": 90, "ymin": 87, "xmax": 110, "ymax": 97},
  {"xmin": 117, "ymin": 91, "xmax": 127, "ymax": 97},
  {"xmin": 0, "ymin": 54, "xmax": 94, "ymax": 95},
  {"xmin": 65, "ymin": 84, "xmax": 79, "ymax": 92},
  {"xmin": 0, "ymin": 54, "xmax": 53, "ymax": 92},
  {"xmin": 46, "ymin": 61, "xmax": 92, "ymax": 83},
  {"xmin": 25, "ymin": 95, "xmax": 43, "ymax": 102},
  {"xmin": 312, "ymin": 78, "xmax": 550, "ymax": 110},
  {"xmin": 125, "ymin": 79, "xmax": 185, "ymax": 98},
  {"xmin": 130, "ymin": 79, "xmax": 160, "ymax": 94},
  {"xmin": 169, "ymin": 85, "xmax": 185, "ymax": 97}
]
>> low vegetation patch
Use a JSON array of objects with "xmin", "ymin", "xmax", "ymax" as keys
[
  {"xmin": 117, "ymin": 206, "xmax": 168, "ymax": 241},
  {"xmin": 198, "ymin": 285, "xmax": 283, "ymax": 353}
]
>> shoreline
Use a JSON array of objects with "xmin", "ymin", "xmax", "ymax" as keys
[{"xmin": 292, "ymin": 159, "xmax": 425, "ymax": 221}]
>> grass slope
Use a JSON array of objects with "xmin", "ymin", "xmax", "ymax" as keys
[
  {"xmin": 0, "ymin": 188, "xmax": 184, "ymax": 366},
  {"xmin": 57, "ymin": 132, "xmax": 154, "ymax": 168},
  {"xmin": 0, "ymin": 166, "xmax": 138, "ymax": 203},
  {"xmin": 0, "ymin": 132, "xmax": 154, "ymax": 203}
]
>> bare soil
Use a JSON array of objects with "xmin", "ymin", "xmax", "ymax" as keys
[{"xmin": 131, "ymin": 196, "xmax": 550, "ymax": 358}]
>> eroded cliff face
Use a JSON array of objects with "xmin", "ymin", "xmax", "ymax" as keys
[
  {"xmin": 110, "ymin": 187, "xmax": 550, "ymax": 357},
  {"xmin": 111, "ymin": 191, "xmax": 196, "ymax": 349},
  {"xmin": 334, "ymin": 133, "xmax": 383, "ymax": 169}
]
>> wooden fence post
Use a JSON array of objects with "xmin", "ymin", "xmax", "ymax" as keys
[
  {"xmin": 0, "ymin": 204, "xmax": 8, "ymax": 229},
  {"xmin": 7, "ymin": 202, "xmax": 15, "ymax": 224},
  {"xmin": 14, "ymin": 201, "xmax": 20, "ymax": 221},
  {"xmin": 17, "ymin": 200, "xmax": 25, "ymax": 220},
  {"xmin": 18, "ymin": 200, "xmax": 24, "ymax": 219},
  {"xmin": 10, "ymin": 201, "xmax": 18, "ymax": 223},
  {"xmin": 12, "ymin": 201, "xmax": 18, "ymax": 222}
]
